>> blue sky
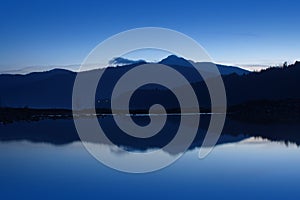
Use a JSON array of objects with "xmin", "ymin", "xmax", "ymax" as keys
[{"xmin": 0, "ymin": 0, "xmax": 299, "ymax": 72}]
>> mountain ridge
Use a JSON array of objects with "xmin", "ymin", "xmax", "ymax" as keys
[
  {"xmin": 0, "ymin": 55, "xmax": 248, "ymax": 76},
  {"xmin": 0, "ymin": 56, "xmax": 298, "ymax": 110}
]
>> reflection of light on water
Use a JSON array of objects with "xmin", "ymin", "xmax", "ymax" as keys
[
  {"xmin": 239, "ymin": 137, "xmax": 299, "ymax": 148},
  {"xmin": 1, "ymin": 140, "xmax": 300, "ymax": 199},
  {"xmin": 73, "ymin": 113, "xmax": 225, "ymax": 118},
  {"xmin": 197, "ymin": 136, "xmax": 299, "ymax": 152},
  {"xmin": 239, "ymin": 137, "xmax": 271, "ymax": 144},
  {"xmin": 201, "ymin": 136, "xmax": 299, "ymax": 150},
  {"xmin": 82, "ymin": 142, "xmax": 178, "ymax": 171},
  {"xmin": 82, "ymin": 142, "xmax": 180, "ymax": 157}
]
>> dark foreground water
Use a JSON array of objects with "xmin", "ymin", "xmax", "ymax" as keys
[{"xmin": 0, "ymin": 116, "xmax": 299, "ymax": 200}]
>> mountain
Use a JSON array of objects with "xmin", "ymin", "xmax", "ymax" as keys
[
  {"xmin": 0, "ymin": 58, "xmax": 300, "ymax": 123},
  {"xmin": 0, "ymin": 69, "xmax": 76, "ymax": 108},
  {"xmin": 2, "ymin": 56, "xmax": 299, "ymax": 112},
  {"xmin": 115, "ymin": 61, "xmax": 300, "ymax": 110},
  {"xmin": 159, "ymin": 55, "xmax": 193, "ymax": 67},
  {"xmin": 0, "ymin": 56, "xmax": 248, "ymax": 109},
  {"xmin": 159, "ymin": 55, "xmax": 249, "ymax": 75}
]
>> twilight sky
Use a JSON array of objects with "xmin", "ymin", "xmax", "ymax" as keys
[{"xmin": 0, "ymin": 0, "xmax": 299, "ymax": 72}]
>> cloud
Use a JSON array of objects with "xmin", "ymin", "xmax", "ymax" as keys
[{"xmin": 109, "ymin": 57, "xmax": 146, "ymax": 66}]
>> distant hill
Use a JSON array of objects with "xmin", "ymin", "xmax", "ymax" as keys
[
  {"xmin": 0, "ymin": 69, "xmax": 76, "ymax": 108},
  {"xmin": 224, "ymin": 61, "xmax": 300, "ymax": 105}
]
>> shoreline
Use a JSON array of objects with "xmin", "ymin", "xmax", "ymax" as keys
[{"xmin": 1, "ymin": 99, "xmax": 299, "ymax": 124}]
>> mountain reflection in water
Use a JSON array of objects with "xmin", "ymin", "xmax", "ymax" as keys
[{"xmin": 0, "ymin": 114, "xmax": 299, "ymax": 154}]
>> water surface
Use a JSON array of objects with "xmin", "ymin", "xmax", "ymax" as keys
[{"xmin": 0, "ymin": 116, "xmax": 299, "ymax": 200}]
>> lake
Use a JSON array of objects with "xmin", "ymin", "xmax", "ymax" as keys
[{"xmin": 0, "ymin": 115, "xmax": 299, "ymax": 200}]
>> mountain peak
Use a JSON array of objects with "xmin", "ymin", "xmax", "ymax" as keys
[
  {"xmin": 159, "ymin": 55, "xmax": 192, "ymax": 67},
  {"xmin": 158, "ymin": 55, "xmax": 249, "ymax": 75}
]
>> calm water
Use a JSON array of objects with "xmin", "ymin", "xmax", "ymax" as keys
[{"xmin": 0, "ymin": 117, "xmax": 300, "ymax": 200}]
